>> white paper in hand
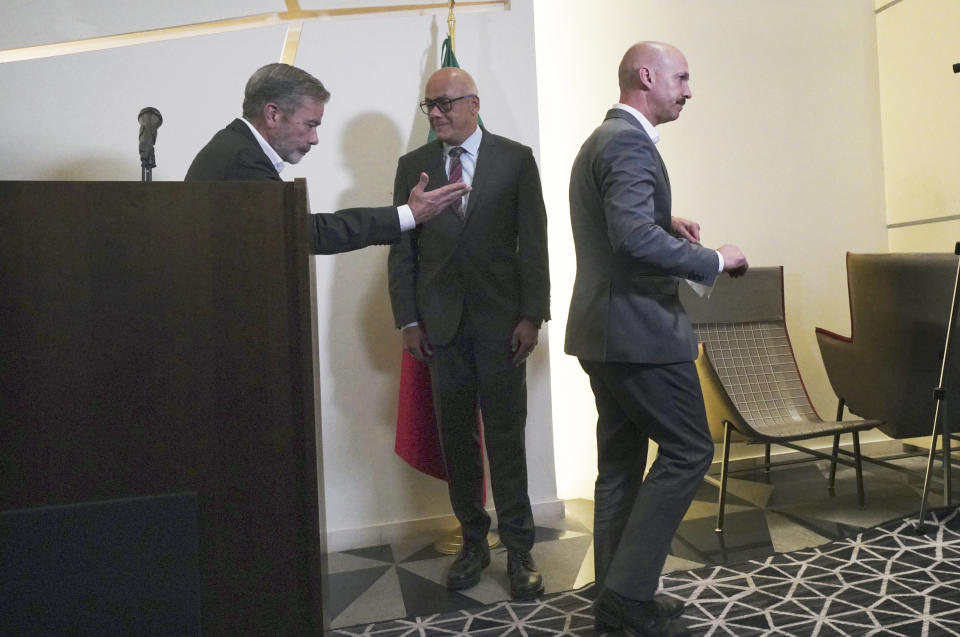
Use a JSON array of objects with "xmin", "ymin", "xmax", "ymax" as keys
[{"xmin": 686, "ymin": 278, "xmax": 714, "ymax": 299}]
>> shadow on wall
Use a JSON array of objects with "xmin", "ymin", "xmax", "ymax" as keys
[
  {"xmin": 46, "ymin": 156, "xmax": 135, "ymax": 181},
  {"xmin": 315, "ymin": 15, "xmax": 448, "ymax": 445},
  {"xmin": 403, "ymin": 16, "xmax": 441, "ymax": 154},
  {"xmin": 326, "ymin": 112, "xmax": 406, "ymax": 428}
]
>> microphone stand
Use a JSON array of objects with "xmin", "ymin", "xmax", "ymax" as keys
[
  {"xmin": 140, "ymin": 150, "xmax": 155, "ymax": 183},
  {"xmin": 916, "ymin": 241, "xmax": 960, "ymax": 533}
]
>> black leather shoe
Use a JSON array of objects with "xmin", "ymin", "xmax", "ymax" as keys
[
  {"xmin": 594, "ymin": 589, "xmax": 685, "ymax": 632},
  {"xmin": 653, "ymin": 594, "xmax": 685, "ymax": 619},
  {"xmin": 445, "ymin": 542, "xmax": 490, "ymax": 590},
  {"xmin": 593, "ymin": 589, "xmax": 622, "ymax": 635},
  {"xmin": 507, "ymin": 550, "xmax": 544, "ymax": 600},
  {"xmin": 593, "ymin": 588, "xmax": 690, "ymax": 637}
]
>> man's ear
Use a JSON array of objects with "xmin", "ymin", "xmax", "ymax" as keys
[
  {"xmin": 637, "ymin": 66, "xmax": 653, "ymax": 89},
  {"xmin": 262, "ymin": 102, "xmax": 281, "ymax": 127}
]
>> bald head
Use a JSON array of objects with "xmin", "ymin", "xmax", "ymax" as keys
[
  {"xmin": 617, "ymin": 41, "xmax": 691, "ymax": 126},
  {"xmin": 618, "ymin": 41, "xmax": 681, "ymax": 91},
  {"xmin": 423, "ymin": 67, "xmax": 480, "ymax": 144},
  {"xmin": 426, "ymin": 67, "xmax": 478, "ymax": 97}
]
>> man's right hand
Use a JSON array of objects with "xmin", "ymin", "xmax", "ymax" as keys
[
  {"xmin": 718, "ymin": 244, "xmax": 749, "ymax": 278},
  {"xmin": 402, "ymin": 324, "xmax": 433, "ymax": 363},
  {"xmin": 406, "ymin": 172, "xmax": 471, "ymax": 224}
]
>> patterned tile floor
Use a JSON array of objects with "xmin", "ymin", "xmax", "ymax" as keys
[{"xmin": 324, "ymin": 450, "xmax": 942, "ymax": 630}]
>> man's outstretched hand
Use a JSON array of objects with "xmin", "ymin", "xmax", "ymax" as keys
[{"xmin": 407, "ymin": 172, "xmax": 471, "ymax": 224}]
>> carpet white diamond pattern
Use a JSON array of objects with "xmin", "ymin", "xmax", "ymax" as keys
[{"xmin": 331, "ymin": 507, "xmax": 960, "ymax": 636}]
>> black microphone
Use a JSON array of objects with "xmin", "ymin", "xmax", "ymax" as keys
[
  {"xmin": 954, "ymin": 62, "xmax": 960, "ymax": 74},
  {"xmin": 138, "ymin": 107, "xmax": 163, "ymax": 168}
]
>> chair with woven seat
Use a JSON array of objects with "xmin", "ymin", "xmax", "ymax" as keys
[
  {"xmin": 679, "ymin": 266, "xmax": 881, "ymax": 533},
  {"xmin": 815, "ymin": 252, "xmax": 960, "ymax": 501}
]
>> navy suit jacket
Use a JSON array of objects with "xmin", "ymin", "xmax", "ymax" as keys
[{"xmin": 185, "ymin": 118, "xmax": 401, "ymax": 254}]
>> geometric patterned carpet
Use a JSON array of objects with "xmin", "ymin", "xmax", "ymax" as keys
[
  {"xmin": 663, "ymin": 505, "xmax": 960, "ymax": 636},
  {"xmin": 329, "ymin": 505, "xmax": 960, "ymax": 636}
]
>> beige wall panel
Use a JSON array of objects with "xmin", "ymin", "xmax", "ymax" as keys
[
  {"xmin": 889, "ymin": 221, "xmax": 960, "ymax": 253},
  {"xmin": 0, "ymin": 0, "xmax": 284, "ymax": 50},
  {"xmin": 535, "ymin": 0, "xmax": 887, "ymax": 499},
  {"xmin": 877, "ymin": 0, "xmax": 960, "ymax": 225}
]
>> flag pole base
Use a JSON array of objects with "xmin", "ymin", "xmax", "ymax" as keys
[{"xmin": 433, "ymin": 528, "xmax": 500, "ymax": 555}]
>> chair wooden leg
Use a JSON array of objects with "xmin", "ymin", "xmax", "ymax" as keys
[
  {"xmin": 716, "ymin": 422, "xmax": 732, "ymax": 534},
  {"xmin": 852, "ymin": 431, "xmax": 864, "ymax": 509},
  {"xmin": 763, "ymin": 443, "xmax": 771, "ymax": 476}
]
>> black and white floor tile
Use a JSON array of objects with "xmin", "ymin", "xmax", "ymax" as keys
[{"xmin": 325, "ymin": 452, "xmax": 941, "ymax": 631}]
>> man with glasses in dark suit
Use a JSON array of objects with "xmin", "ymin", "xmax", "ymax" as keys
[{"xmin": 388, "ymin": 67, "xmax": 550, "ymax": 600}]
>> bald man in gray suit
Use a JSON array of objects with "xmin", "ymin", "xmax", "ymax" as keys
[{"xmin": 566, "ymin": 42, "xmax": 747, "ymax": 637}]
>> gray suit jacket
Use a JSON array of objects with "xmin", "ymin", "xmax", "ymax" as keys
[
  {"xmin": 565, "ymin": 108, "xmax": 719, "ymax": 364},
  {"xmin": 388, "ymin": 129, "xmax": 550, "ymax": 346}
]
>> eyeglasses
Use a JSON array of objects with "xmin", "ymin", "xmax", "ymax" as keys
[{"xmin": 419, "ymin": 94, "xmax": 476, "ymax": 114}]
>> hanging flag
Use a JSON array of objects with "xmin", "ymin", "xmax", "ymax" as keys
[{"xmin": 394, "ymin": 348, "xmax": 446, "ymax": 479}]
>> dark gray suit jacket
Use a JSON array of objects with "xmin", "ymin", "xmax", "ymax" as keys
[
  {"xmin": 565, "ymin": 108, "xmax": 718, "ymax": 364},
  {"xmin": 387, "ymin": 130, "xmax": 550, "ymax": 346},
  {"xmin": 185, "ymin": 118, "xmax": 401, "ymax": 254}
]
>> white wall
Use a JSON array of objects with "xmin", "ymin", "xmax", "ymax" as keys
[
  {"xmin": 534, "ymin": 0, "xmax": 888, "ymax": 498},
  {"xmin": 0, "ymin": 25, "xmax": 287, "ymax": 181},
  {"xmin": 0, "ymin": 0, "xmax": 558, "ymax": 550},
  {"xmin": 876, "ymin": 0, "xmax": 960, "ymax": 253},
  {"xmin": 0, "ymin": 0, "xmax": 281, "ymax": 49}
]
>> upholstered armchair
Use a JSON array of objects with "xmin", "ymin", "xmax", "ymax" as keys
[{"xmin": 815, "ymin": 252, "xmax": 959, "ymax": 440}]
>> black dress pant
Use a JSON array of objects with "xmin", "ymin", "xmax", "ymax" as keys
[
  {"xmin": 429, "ymin": 315, "xmax": 535, "ymax": 552},
  {"xmin": 580, "ymin": 359, "xmax": 713, "ymax": 600}
]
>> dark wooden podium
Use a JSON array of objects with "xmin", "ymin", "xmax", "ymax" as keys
[{"xmin": 1, "ymin": 180, "xmax": 325, "ymax": 635}]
